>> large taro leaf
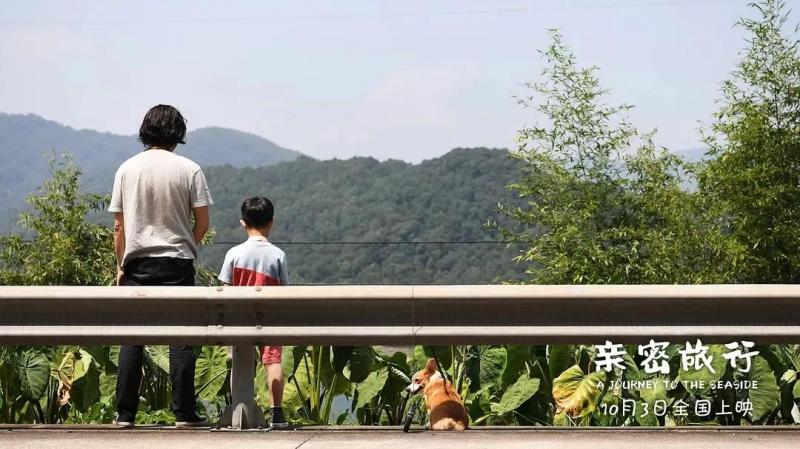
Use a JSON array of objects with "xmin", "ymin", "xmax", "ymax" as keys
[
  {"xmin": 466, "ymin": 346, "xmax": 507, "ymax": 392},
  {"xmin": 255, "ymin": 358, "xmax": 269, "ymax": 406},
  {"xmin": 330, "ymin": 371, "xmax": 353, "ymax": 397},
  {"xmin": 99, "ymin": 372, "xmax": 116, "ymax": 401},
  {"xmin": 552, "ymin": 364, "xmax": 605, "ymax": 417},
  {"xmin": 108, "ymin": 346, "xmax": 121, "ymax": 370},
  {"xmin": 354, "ymin": 369, "xmax": 389, "ymax": 410},
  {"xmin": 332, "ymin": 346, "xmax": 354, "ymax": 373},
  {"xmin": 638, "ymin": 378, "xmax": 667, "ymax": 407},
  {"xmin": 74, "ymin": 364, "xmax": 101, "ymax": 412},
  {"xmin": 283, "ymin": 356, "xmax": 312, "ymax": 416},
  {"xmin": 345, "ymin": 346, "xmax": 375, "ymax": 383},
  {"xmin": 794, "ymin": 375, "xmax": 800, "ymax": 400},
  {"xmin": 52, "ymin": 349, "xmax": 94, "ymax": 407},
  {"xmin": 145, "ymin": 346, "xmax": 170, "ymax": 373},
  {"xmin": 423, "ymin": 346, "xmax": 453, "ymax": 370},
  {"xmin": 553, "ymin": 411, "xmax": 570, "ymax": 426},
  {"xmin": 468, "ymin": 387, "xmax": 492, "ymax": 423},
  {"xmin": 81, "ymin": 346, "xmax": 110, "ymax": 371},
  {"xmin": 73, "ymin": 349, "xmax": 96, "ymax": 383},
  {"xmin": 501, "ymin": 346, "xmax": 531, "ymax": 388},
  {"xmin": 634, "ymin": 401, "xmax": 659, "ymax": 426},
  {"xmin": 282, "ymin": 346, "xmax": 308, "ymax": 378},
  {"xmin": 52, "ymin": 350, "xmax": 76, "ymax": 406},
  {"xmin": 52, "ymin": 350, "xmax": 76, "ymax": 385},
  {"xmin": 411, "ymin": 345, "xmax": 427, "ymax": 370},
  {"xmin": 194, "ymin": 346, "xmax": 229, "ymax": 401},
  {"xmin": 17, "ymin": 349, "xmax": 50, "ymax": 400},
  {"xmin": 495, "ymin": 374, "xmax": 540, "ymax": 416},
  {"xmin": 548, "ymin": 345, "xmax": 574, "ymax": 380},
  {"xmin": 749, "ymin": 355, "xmax": 780, "ymax": 421},
  {"xmin": 676, "ymin": 344, "xmax": 727, "ymax": 395},
  {"xmin": 381, "ymin": 352, "xmax": 412, "ymax": 403}
]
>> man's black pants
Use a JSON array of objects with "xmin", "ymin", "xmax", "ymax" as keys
[{"xmin": 115, "ymin": 257, "xmax": 198, "ymax": 423}]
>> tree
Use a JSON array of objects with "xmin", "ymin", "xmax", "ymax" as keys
[
  {"xmin": 0, "ymin": 158, "xmax": 115, "ymax": 286},
  {"xmin": 497, "ymin": 30, "xmax": 742, "ymax": 284},
  {"xmin": 699, "ymin": 0, "xmax": 800, "ymax": 283}
]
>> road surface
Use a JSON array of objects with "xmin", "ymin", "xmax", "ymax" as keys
[{"xmin": 2, "ymin": 426, "xmax": 800, "ymax": 449}]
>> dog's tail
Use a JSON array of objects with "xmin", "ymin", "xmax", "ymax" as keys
[{"xmin": 432, "ymin": 418, "xmax": 467, "ymax": 431}]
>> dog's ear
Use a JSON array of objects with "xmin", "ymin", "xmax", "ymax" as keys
[{"xmin": 425, "ymin": 358, "xmax": 437, "ymax": 373}]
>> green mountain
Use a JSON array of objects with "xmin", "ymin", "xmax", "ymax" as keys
[
  {"xmin": 201, "ymin": 148, "xmax": 525, "ymax": 284},
  {"xmin": 0, "ymin": 113, "xmax": 526, "ymax": 283},
  {"xmin": 0, "ymin": 113, "xmax": 302, "ymax": 228}
]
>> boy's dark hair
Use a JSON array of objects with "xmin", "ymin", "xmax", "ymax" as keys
[
  {"xmin": 241, "ymin": 196, "xmax": 274, "ymax": 228},
  {"xmin": 138, "ymin": 104, "xmax": 187, "ymax": 148}
]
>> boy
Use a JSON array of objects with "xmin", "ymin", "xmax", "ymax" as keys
[{"xmin": 218, "ymin": 196, "xmax": 288, "ymax": 429}]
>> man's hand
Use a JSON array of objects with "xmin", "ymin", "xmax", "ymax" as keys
[{"xmin": 116, "ymin": 267, "xmax": 125, "ymax": 286}]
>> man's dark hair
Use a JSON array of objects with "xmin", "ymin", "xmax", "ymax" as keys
[
  {"xmin": 138, "ymin": 104, "xmax": 187, "ymax": 148},
  {"xmin": 241, "ymin": 196, "xmax": 274, "ymax": 228}
]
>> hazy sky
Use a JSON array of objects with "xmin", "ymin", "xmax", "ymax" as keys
[{"xmin": 1, "ymin": 0, "xmax": 797, "ymax": 162}]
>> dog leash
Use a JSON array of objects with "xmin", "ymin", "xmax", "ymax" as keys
[
  {"xmin": 402, "ymin": 391, "xmax": 419, "ymax": 433},
  {"xmin": 428, "ymin": 346, "xmax": 450, "ymax": 396}
]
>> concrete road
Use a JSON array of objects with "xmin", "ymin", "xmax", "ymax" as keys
[{"xmin": 2, "ymin": 426, "xmax": 800, "ymax": 449}]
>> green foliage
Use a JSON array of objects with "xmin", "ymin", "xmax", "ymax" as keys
[
  {"xmin": 194, "ymin": 346, "xmax": 230, "ymax": 401},
  {"xmin": 203, "ymin": 148, "xmax": 524, "ymax": 284},
  {"xmin": 677, "ymin": 344, "xmax": 727, "ymax": 395},
  {"xmin": 497, "ymin": 30, "xmax": 742, "ymax": 284},
  {"xmin": 0, "ymin": 157, "xmax": 115, "ymax": 286},
  {"xmin": 495, "ymin": 374, "xmax": 540, "ymax": 416},
  {"xmin": 16, "ymin": 349, "xmax": 49, "ymax": 400},
  {"xmin": 552, "ymin": 365, "xmax": 605, "ymax": 418},
  {"xmin": 699, "ymin": 0, "xmax": 800, "ymax": 283},
  {"xmin": 5, "ymin": 1, "xmax": 800, "ymax": 430},
  {"xmin": 748, "ymin": 355, "xmax": 780, "ymax": 421},
  {"xmin": 354, "ymin": 369, "xmax": 388, "ymax": 411}
]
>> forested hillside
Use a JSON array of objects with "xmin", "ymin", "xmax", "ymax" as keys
[
  {"xmin": 0, "ymin": 113, "xmax": 301, "ymax": 229},
  {"xmin": 202, "ymin": 148, "xmax": 525, "ymax": 284},
  {"xmin": 0, "ymin": 112, "xmax": 526, "ymax": 283}
]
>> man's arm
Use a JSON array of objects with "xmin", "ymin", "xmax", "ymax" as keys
[
  {"xmin": 193, "ymin": 206, "xmax": 210, "ymax": 244},
  {"xmin": 113, "ymin": 212, "xmax": 125, "ymax": 285}
]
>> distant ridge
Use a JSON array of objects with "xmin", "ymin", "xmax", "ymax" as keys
[{"xmin": 0, "ymin": 113, "xmax": 304, "ymax": 227}]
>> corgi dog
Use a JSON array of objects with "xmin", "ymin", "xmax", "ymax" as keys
[{"xmin": 406, "ymin": 358, "xmax": 469, "ymax": 431}]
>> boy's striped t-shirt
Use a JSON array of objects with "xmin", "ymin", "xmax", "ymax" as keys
[{"xmin": 218, "ymin": 237, "xmax": 288, "ymax": 286}]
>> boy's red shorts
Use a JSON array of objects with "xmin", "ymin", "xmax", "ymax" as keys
[{"xmin": 259, "ymin": 345, "xmax": 282, "ymax": 365}]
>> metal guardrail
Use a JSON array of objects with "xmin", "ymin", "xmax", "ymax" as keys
[
  {"xmin": 2, "ymin": 284, "xmax": 800, "ymax": 428},
  {"xmin": 2, "ymin": 284, "xmax": 800, "ymax": 345}
]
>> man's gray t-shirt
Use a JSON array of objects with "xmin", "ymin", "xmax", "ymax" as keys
[{"xmin": 108, "ymin": 149, "xmax": 213, "ymax": 266}]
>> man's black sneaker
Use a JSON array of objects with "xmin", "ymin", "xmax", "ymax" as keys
[
  {"xmin": 175, "ymin": 415, "xmax": 209, "ymax": 428},
  {"xmin": 113, "ymin": 413, "xmax": 134, "ymax": 428}
]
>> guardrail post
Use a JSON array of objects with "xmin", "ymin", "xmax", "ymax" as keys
[{"xmin": 219, "ymin": 345, "xmax": 265, "ymax": 429}]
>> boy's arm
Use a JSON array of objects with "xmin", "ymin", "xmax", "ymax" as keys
[
  {"xmin": 280, "ymin": 254, "xmax": 289, "ymax": 286},
  {"xmin": 113, "ymin": 212, "xmax": 125, "ymax": 285},
  {"xmin": 218, "ymin": 250, "xmax": 234, "ymax": 285}
]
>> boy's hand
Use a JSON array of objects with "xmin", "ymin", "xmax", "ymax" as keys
[{"xmin": 116, "ymin": 267, "xmax": 125, "ymax": 286}]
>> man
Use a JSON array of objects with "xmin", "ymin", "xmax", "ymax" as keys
[{"xmin": 109, "ymin": 104, "xmax": 212, "ymax": 427}]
